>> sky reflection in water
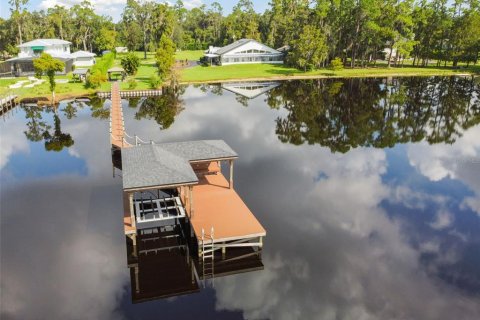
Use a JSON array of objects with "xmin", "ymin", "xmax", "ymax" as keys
[{"xmin": 1, "ymin": 76, "xmax": 480, "ymax": 320}]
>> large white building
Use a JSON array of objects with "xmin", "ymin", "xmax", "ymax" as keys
[
  {"xmin": 5, "ymin": 39, "xmax": 96, "ymax": 75},
  {"xmin": 17, "ymin": 39, "xmax": 72, "ymax": 59},
  {"xmin": 204, "ymin": 39, "xmax": 284, "ymax": 65}
]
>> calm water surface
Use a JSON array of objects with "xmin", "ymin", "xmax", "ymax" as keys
[{"xmin": 1, "ymin": 76, "xmax": 480, "ymax": 319}]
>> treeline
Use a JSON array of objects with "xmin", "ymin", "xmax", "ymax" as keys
[
  {"xmin": 2, "ymin": 0, "xmax": 479, "ymax": 70},
  {"xmin": 1, "ymin": 1, "xmax": 116, "ymax": 55}
]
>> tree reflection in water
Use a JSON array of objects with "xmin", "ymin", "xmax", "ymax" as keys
[
  {"xmin": 89, "ymin": 97, "xmax": 110, "ymax": 120},
  {"xmin": 266, "ymin": 76, "xmax": 480, "ymax": 152},
  {"xmin": 22, "ymin": 104, "xmax": 75, "ymax": 152},
  {"xmin": 134, "ymin": 85, "xmax": 185, "ymax": 130},
  {"xmin": 43, "ymin": 114, "xmax": 74, "ymax": 152},
  {"xmin": 22, "ymin": 105, "xmax": 51, "ymax": 142}
]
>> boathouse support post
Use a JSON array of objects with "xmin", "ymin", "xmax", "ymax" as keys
[
  {"xmin": 189, "ymin": 186, "xmax": 194, "ymax": 217},
  {"xmin": 129, "ymin": 193, "xmax": 136, "ymax": 229},
  {"xmin": 229, "ymin": 160, "xmax": 234, "ymax": 189}
]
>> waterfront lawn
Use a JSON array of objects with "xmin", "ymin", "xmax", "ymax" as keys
[
  {"xmin": 0, "ymin": 75, "xmax": 96, "ymax": 99},
  {"xmin": 175, "ymin": 50, "xmax": 204, "ymax": 61},
  {"xmin": 180, "ymin": 63, "xmax": 480, "ymax": 82}
]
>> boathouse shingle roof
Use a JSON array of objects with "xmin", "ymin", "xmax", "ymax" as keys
[{"xmin": 121, "ymin": 140, "xmax": 238, "ymax": 190}]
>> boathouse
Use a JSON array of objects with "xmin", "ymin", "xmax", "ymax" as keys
[{"xmin": 120, "ymin": 140, "xmax": 266, "ymax": 259}]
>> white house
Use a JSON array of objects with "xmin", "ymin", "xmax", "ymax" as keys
[
  {"xmin": 71, "ymin": 50, "xmax": 96, "ymax": 67},
  {"xmin": 5, "ymin": 39, "xmax": 98, "ymax": 75},
  {"xmin": 17, "ymin": 39, "xmax": 72, "ymax": 59},
  {"xmin": 204, "ymin": 39, "xmax": 284, "ymax": 65}
]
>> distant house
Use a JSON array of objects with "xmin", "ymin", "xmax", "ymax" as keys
[
  {"xmin": 116, "ymin": 47, "xmax": 128, "ymax": 53},
  {"xmin": 71, "ymin": 50, "xmax": 96, "ymax": 67},
  {"xmin": 5, "ymin": 39, "xmax": 74, "ymax": 76},
  {"xmin": 203, "ymin": 39, "xmax": 284, "ymax": 66}
]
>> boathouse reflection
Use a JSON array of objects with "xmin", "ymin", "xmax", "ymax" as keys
[{"xmin": 125, "ymin": 223, "xmax": 264, "ymax": 303}]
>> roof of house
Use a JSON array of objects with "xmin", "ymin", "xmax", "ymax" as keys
[
  {"xmin": 108, "ymin": 66, "xmax": 125, "ymax": 73},
  {"xmin": 6, "ymin": 55, "xmax": 73, "ymax": 62},
  {"xmin": 17, "ymin": 39, "xmax": 71, "ymax": 48},
  {"xmin": 72, "ymin": 68, "xmax": 89, "ymax": 75},
  {"xmin": 214, "ymin": 39, "xmax": 281, "ymax": 56},
  {"xmin": 121, "ymin": 140, "xmax": 238, "ymax": 190},
  {"xmin": 71, "ymin": 50, "xmax": 96, "ymax": 58}
]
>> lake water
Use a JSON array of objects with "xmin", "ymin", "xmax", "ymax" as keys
[{"xmin": 1, "ymin": 76, "xmax": 480, "ymax": 319}]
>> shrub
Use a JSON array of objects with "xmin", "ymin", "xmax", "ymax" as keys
[
  {"xmin": 149, "ymin": 75, "xmax": 161, "ymax": 89},
  {"xmin": 120, "ymin": 52, "xmax": 140, "ymax": 75},
  {"xmin": 330, "ymin": 57, "xmax": 344, "ymax": 74},
  {"xmin": 86, "ymin": 71, "xmax": 107, "ymax": 89},
  {"xmin": 90, "ymin": 52, "xmax": 115, "ymax": 75},
  {"xmin": 127, "ymin": 78, "xmax": 137, "ymax": 89}
]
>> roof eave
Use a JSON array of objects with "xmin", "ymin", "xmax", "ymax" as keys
[{"xmin": 123, "ymin": 180, "xmax": 199, "ymax": 192}]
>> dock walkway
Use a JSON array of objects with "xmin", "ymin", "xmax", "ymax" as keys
[{"xmin": 110, "ymin": 82, "xmax": 129, "ymax": 148}]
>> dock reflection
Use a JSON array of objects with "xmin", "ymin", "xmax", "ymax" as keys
[{"xmin": 125, "ymin": 223, "xmax": 264, "ymax": 303}]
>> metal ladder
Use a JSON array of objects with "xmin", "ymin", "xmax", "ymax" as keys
[{"xmin": 201, "ymin": 227, "xmax": 215, "ymax": 287}]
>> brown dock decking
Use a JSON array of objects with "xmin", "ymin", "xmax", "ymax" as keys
[
  {"xmin": 110, "ymin": 82, "xmax": 129, "ymax": 148},
  {"xmin": 191, "ymin": 173, "xmax": 265, "ymax": 244}
]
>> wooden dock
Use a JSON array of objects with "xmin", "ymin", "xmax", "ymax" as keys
[
  {"xmin": 110, "ymin": 82, "xmax": 130, "ymax": 148},
  {"xmin": 110, "ymin": 83, "xmax": 266, "ymax": 264},
  {"xmin": 99, "ymin": 89, "xmax": 163, "ymax": 99},
  {"xmin": 0, "ymin": 94, "xmax": 18, "ymax": 117},
  {"xmin": 190, "ymin": 173, "xmax": 265, "ymax": 245}
]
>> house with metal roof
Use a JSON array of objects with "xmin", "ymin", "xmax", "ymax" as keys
[
  {"xmin": 203, "ymin": 39, "xmax": 284, "ymax": 66},
  {"xmin": 5, "ymin": 39, "xmax": 74, "ymax": 76},
  {"xmin": 17, "ymin": 39, "xmax": 72, "ymax": 59}
]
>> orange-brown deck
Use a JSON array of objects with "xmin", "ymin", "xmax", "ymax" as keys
[{"xmin": 190, "ymin": 173, "xmax": 266, "ymax": 243}]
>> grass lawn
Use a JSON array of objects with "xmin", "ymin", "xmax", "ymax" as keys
[
  {"xmin": 175, "ymin": 50, "xmax": 204, "ymax": 61},
  {"xmin": 0, "ymin": 75, "xmax": 96, "ymax": 100},
  {"xmin": 180, "ymin": 63, "xmax": 480, "ymax": 83}
]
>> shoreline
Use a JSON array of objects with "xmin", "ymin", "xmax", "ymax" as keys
[
  {"xmin": 11, "ymin": 70, "xmax": 477, "ymax": 104},
  {"xmin": 178, "ymin": 71, "xmax": 475, "ymax": 85}
]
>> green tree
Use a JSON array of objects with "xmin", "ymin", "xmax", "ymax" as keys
[
  {"xmin": 288, "ymin": 25, "xmax": 328, "ymax": 71},
  {"xmin": 33, "ymin": 53, "xmax": 65, "ymax": 103},
  {"xmin": 330, "ymin": 57, "xmax": 344, "ymax": 75},
  {"xmin": 121, "ymin": 52, "xmax": 141, "ymax": 75},
  {"xmin": 94, "ymin": 26, "xmax": 116, "ymax": 51},
  {"xmin": 47, "ymin": 5, "xmax": 69, "ymax": 40},
  {"xmin": 8, "ymin": 0, "xmax": 28, "ymax": 44},
  {"xmin": 155, "ymin": 34, "xmax": 176, "ymax": 80}
]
